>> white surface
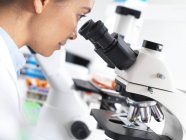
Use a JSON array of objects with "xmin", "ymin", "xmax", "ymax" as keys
[{"xmin": 65, "ymin": 62, "xmax": 89, "ymax": 80}]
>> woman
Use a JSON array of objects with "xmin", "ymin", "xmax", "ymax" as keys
[{"xmin": 0, "ymin": 0, "xmax": 94, "ymax": 139}]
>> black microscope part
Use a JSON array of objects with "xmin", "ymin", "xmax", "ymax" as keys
[
  {"xmin": 73, "ymin": 79, "xmax": 126, "ymax": 105},
  {"xmin": 71, "ymin": 121, "xmax": 91, "ymax": 139},
  {"xmin": 79, "ymin": 20, "xmax": 137, "ymax": 70},
  {"xmin": 66, "ymin": 51, "xmax": 90, "ymax": 68},
  {"xmin": 79, "ymin": 19, "xmax": 95, "ymax": 40},
  {"xmin": 91, "ymin": 109, "xmax": 172, "ymax": 140},
  {"xmin": 73, "ymin": 79, "xmax": 101, "ymax": 93},
  {"xmin": 116, "ymin": 6, "xmax": 141, "ymax": 19},
  {"xmin": 94, "ymin": 45, "xmax": 115, "ymax": 68},
  {"xmin": 79, "ymin": 20, "xmax": 115, "ymax": 68},
  {"xmin": 142, "ymin": 40, "xmax": 163, "ymax": 52}
]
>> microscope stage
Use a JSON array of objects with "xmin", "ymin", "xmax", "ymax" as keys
[{"xmin": 91, "ymin": 109, "xmax": 171, "ymax": 140}]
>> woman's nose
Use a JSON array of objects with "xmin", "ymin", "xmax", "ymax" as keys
[{"xmin": 69, "ymin": 32, "xmax": 77, "ymax": 40}]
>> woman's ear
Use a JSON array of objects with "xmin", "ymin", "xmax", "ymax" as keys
[{"xmin": 33, "ymin": 0, "xmax": 50, "ymax": 14}]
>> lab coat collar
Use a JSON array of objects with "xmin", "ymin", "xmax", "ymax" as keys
[{"xmin": 0, "ymin": 28, "xmax": 26, "ymax": 76}]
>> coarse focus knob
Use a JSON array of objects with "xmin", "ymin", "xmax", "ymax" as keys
[{"xmin": 71, "ymin": 121, "xmax": 91, "ymax": 140}]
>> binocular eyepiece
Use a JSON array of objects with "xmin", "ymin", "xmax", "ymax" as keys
[{"xmin": 79, "ymin": 20, "xmax": 137, "ymax": 70}]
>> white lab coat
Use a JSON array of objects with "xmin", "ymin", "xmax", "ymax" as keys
[{"xmin": 0, "ymin": 35, "xmax": 22, "ymax": 140}]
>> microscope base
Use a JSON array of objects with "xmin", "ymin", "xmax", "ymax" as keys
[{"xmin": 91, "ymin": 109, "xmax": 171, "ymax": 140}]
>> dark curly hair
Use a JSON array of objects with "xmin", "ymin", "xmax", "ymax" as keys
[
  {"xmin": 0, "ymin": 0, "xmax": 13, "ymax": 3},
  {"xmin": 0, "ymin": 0, "xmax": 15, "ymax": 6}
]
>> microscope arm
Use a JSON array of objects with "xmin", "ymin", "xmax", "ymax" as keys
[{"xmin": 32, "ymin": 49, "xmax": 94, "ymax": 140}]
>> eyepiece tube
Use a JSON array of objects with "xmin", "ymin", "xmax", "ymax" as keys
[
  {"xmin": 79, "ymin": 20, "xmax": 116, "ymax": 68},
  {"xmin": 79, "ymin": 19, "xmax": 95, "ymax": 40},
  {"xmin": 79, "ymin": 19, "xmax": 137, "ymax": 70}
]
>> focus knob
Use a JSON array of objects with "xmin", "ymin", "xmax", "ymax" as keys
[{"xmin": 71, "ymin": 121, "xmax": 90, "ymax": 140}]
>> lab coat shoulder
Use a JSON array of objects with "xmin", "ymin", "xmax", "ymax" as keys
[
  {"xmin": 0, "ymin": 61, "xmax": 20, "ymax": 112},
  {"xmin": 0, "ymin": 36, "xmax": 21, "ymax": 139}
]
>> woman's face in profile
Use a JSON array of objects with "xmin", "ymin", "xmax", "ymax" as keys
[{"xmin": 28, "ymin": 0, "xmax": 94, "ymax": 56}]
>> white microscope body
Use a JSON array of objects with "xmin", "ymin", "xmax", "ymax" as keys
[
  {"xmin": 115, "ymin": 43, "xmax": 186, "ymax": 140},
  {"xmin": 111, "ymin": 7, "xmax": 186, "ymax": 139},
  {"xmin": 32, "ymin": 49, "xmax": 107, "ymax": 140}
]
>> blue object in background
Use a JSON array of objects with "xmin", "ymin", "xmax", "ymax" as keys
[
  {"xmin": 26, "ymin": 54, "xmax": 39, "ymax": 66},
  {"xmin": 21, "ymin": 67, "xmax": 46, "ymax": 80},
  {"xmin": 21, "ymin": 54, "xmax": 46, "ymax": 80}
]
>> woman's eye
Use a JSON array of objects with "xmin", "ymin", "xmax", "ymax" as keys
[
  {"xmin": 78, "ymin": 14, "xmax": 87, "ymax": 21},
  {"xmin": 80, "ymin": 15, "xmax": 86, "ymax": 19}
]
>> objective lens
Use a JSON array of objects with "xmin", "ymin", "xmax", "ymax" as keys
[
  {"xmin": 151, "ymin": 104, "xmax": 164, "ymax": 122},
  {"xmin": 140, "ymin": 107, "xmax": 152, "ymax": 123},
  {"xmin": 127, "ymin": 105, "xmax": 139, "ymax": 122}
]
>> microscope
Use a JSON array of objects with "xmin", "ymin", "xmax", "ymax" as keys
[
  {"xmin": 78, "ymin": 19, "xmax": 186, "ymax": 140},
  {"xmin": 30, "ymin": 48, "xmax": 108, "ymax": 140}
]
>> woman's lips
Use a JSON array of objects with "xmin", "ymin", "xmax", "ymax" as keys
[
  {"xmin": 57, "ymin": 41, "xmax": 66, "ymax": 50},
  {"xmin": 59, "ymin": 41, "xmax": 67, "ymax": 46}
]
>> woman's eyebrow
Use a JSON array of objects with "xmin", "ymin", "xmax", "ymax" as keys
[{"xmin": 81, "ymin": 7, "xmax": 91, "ymax": 14}]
